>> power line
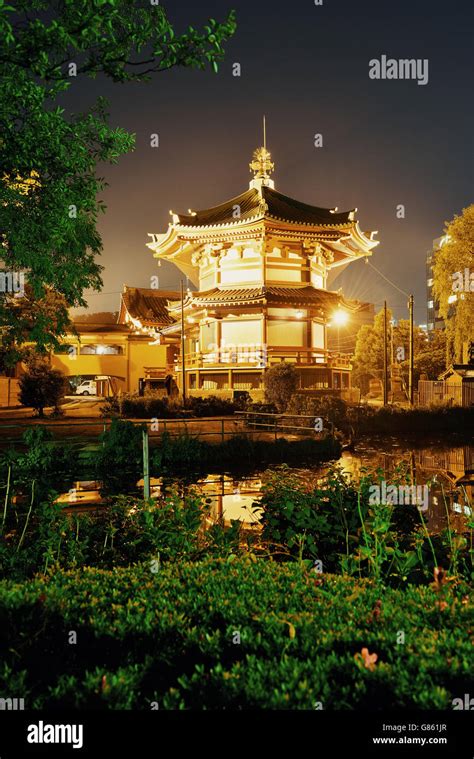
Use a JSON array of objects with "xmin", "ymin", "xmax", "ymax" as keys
[{"xmin": 364, "ymin": 259, "xmax": 410, "ymax": 298}]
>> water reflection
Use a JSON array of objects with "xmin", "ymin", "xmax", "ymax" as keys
[
  {"xmin": 58, "ymin": 441, "xmax": 473, "ymax": 534},
  {"xmin": 191, "ymin": 443, "xmax": 473, "ymax": 533}
]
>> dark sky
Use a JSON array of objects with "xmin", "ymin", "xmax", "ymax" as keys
[{"xmin": 67, "ymin": 0, "xmax": 473, "ymax": 323}]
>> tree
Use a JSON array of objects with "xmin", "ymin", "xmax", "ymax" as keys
[
  {"xmin": 352, "ymin": 308, "xmax": 429, "ymax": 394},
  {"xmin": 413, "ymin": 329, "xmax": 447, "ymax": 382},
  {"xmin": 264, "ymin": 362, "xmax": 299, "ymax": 412},
  {"xmin": 0, "ymin": 284, "xmax": 70, "ymax": 368},
  {"xmin": 0, "ymin": 2, "xmax": 236, "ymax": 358},
  {"xmin": 19, "ymin": 360, "xmax": 69, "ymax": 417},
  {"xmin": 432, "ymin": 205, "xmax": 474, "ymax": 364}
]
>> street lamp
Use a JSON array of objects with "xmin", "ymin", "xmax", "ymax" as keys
[{"xmin": 331, "ymin": 309, "xmax": 349, "ymax": 354}]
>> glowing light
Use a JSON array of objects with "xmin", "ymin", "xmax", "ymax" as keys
[
  {"xmin": 332, "ymin": 309, "xmax": 349, "ymax": 327},
  {"xmin": 295, "ymin": 309, "xmax": 304, "ymax": 319},
  {"xmin": 447, "ymin": 294, "xmax": 457, "ymax": 304}
]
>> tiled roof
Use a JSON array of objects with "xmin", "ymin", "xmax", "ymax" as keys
[
  {"xmin": 176, "ymin": 187, "xmax": 354, "ymax": 228},
  {"xmin": 120, "ymin": 287, "xmax": 180, "ymax": 326},
  {"xmin": 185, "ymin": 286, "xmax": 359, "ymax": 311}
]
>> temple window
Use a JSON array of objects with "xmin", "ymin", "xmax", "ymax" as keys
[{"xmin": 79, "ymin": 344, "xmax": 123, "ymax": 355}]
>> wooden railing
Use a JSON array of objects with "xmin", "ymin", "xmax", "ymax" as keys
[{"xmin": 176, "ymin": 347, "xmax": 352, "ymax": 369}]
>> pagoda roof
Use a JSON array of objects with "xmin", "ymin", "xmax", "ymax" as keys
[
  {"xmin": 119, "ymin": 286, "xmax": 180, "ymax": 327},
  {"xmin": 175, "ymin": 187, "xmax": 355, "ymax": 229},
  {"xmin": 168, "ymin": 285, "xmax": 360, "ymax": 313}
]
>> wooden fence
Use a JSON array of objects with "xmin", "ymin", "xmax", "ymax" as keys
[
  {"xmin": 0, "ymin": 378, "xmax": 20, "ymax": 408},
  {"xmin": 418, "ymin": 380, "xmax": 474, "ymax": 407}
]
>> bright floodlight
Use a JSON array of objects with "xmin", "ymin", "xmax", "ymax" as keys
[{"xmin": 332, "ymin": 309, "xmax": 349, "ymax": 326}]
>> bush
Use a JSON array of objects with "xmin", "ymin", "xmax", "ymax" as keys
[
  {"xmin": 19, "ymin": 361, "xmax": 68, "ymax": 417},
  {"xmin": 0, "ymin": 559, "xmax": 471, "ymax": 709},
  {"xmin": 101, "ymin": 394, "xmax": 237, "ymax": 419},
  {"xmin": 286, "ymin": 394, "xmax": 352, "ymax": 435},
  {"xmin": 259, "ymin": 465, "xmax": 471, "ymax": 584},
  {"xmin": 264, "ymin": 362, "xmax": 299, "ymax": 411},
  {"xmin": 352, "ymin": 405, "xmax": 474, "ymax": 436}
]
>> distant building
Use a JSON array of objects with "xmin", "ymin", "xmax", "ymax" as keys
[
  {"xmin": 50, "ymin": 288, "xmax": 180, "ymax": 395},
  {"xmin": 426, "ymin": 235, "xmax": 448, "ymax": 332}
]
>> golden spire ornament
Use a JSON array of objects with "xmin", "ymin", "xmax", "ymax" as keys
[
  {"xmin": 249, "ymin": 146, "xmax": 274, "ymax": 180},
  {"xmin": 249, "ymin": 115, "xmax": 275, "ymax": 181}
]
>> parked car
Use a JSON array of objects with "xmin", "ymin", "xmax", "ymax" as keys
[{"xmin": 75, "ymin": 380, "xmax": 97, "ymax": 396}]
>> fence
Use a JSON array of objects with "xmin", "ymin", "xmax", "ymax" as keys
[
  {"xmin": 418, "ymin": 380, "xmax": 474, "ymax": 407},
  {"xmin": 0, "ymin": 378, "xmax": 20, "ymax": 408},
  {"xmin": 0, "ymin": 412, "xmax": 332, "ymax": 448}
]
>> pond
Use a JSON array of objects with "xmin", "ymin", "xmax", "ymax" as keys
[
  {"xmin": 51, "ymin": 433, "xmax": 473, "ymax": 533},
  {"xmin": 127, "ymin": 438, "xmax": 473, "ymax": 534}
]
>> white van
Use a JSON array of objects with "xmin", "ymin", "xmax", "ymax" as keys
[{"xmin": 75, "ymin": 380, "xmax": 97, "ymax": 396}]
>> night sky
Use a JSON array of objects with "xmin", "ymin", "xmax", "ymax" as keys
[{"xmin": 67, "ymin": 0, "xmax": 473, "ymax": 323}]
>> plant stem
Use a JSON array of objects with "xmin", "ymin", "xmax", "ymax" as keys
[
  {"xmin": 1, "ymin": 465, "xmax": 11, "ymax": 536},
  {"xmin": 17, "ymin": 480, "xmax": 35, "ymax": 552}
]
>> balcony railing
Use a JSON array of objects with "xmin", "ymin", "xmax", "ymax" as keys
[{"xmin": 176, "ymin": 347, "xmax": 352, "ymax": 370}]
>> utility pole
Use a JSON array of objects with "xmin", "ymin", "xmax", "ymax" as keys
[
  {"xmin": 180, "ymin": 280, "xmax": 186, "ymax": 404},
  {"xmin": 142, "ymin": 427, "xmax": 150, "ymax": 500},
  {"xmin": 408, "ymin": 294, "xmax": 414, "ymax": 406},
  {"xmin": 383, "ymin": 301, "xmax": 389, "ymax": 405}
]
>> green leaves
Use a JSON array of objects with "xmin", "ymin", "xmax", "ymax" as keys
[
  {"xmin": 0, "ymin": 3, "xmax": 236, "ymax": 356},
  {"xmin": 0, "ymin": 559, "xmax": 471, "ymax": 709}
]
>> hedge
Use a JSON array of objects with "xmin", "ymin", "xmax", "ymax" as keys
[{"xmin": 0, "ymin": 559, "xmax": 471, "ymax": 710}]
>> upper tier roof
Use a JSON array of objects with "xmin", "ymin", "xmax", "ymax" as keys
[
  {"xmin": 119, "ymin": 286, "xmax": 180, "ymax": 327},
  {"xmin": 175, "ymin": 187, "xmax": 355, "ymax": 228}
]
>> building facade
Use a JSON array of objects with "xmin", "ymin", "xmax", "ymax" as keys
[
  {"xmin": 146, "ymin": 146, "xmax": 379, "ymax": 399},
  {"xmin": 426, "ymin": 236, "xmax": 447, "ymax": 332}
]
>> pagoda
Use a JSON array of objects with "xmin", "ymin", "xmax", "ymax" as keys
[{"xmin": 146, "ymin": 142, "xmax": 379, "ymax": 399}]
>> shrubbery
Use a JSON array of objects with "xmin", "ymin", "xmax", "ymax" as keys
[
  {"xmin": 353, "ymin": 404, "xmax": 474, "ymax": 436},
  {"xmin": 0, "ymin": 559, "xmax": 471, "ymax": 709},
  {"xmin": 101, "ymin": 394, "xmax": 238, "ymax": 419},
  {"xmin": 19, "ymin": 361, "xmax": 68, "ymax": 417}
]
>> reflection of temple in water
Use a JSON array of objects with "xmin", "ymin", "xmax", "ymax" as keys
[
  {"xmin": 415, "ymin": 446, "xmax": 473, "ymax": 532},
  {"xmin": 198, "ymin": 474, "xmax": 263, "ymax": 529},
  {"xmin": 338, "ymin": 445, "xmax": 473, "ymax": 533}
]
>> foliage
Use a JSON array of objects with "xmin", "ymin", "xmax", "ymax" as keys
[
  {"xmin": 0, "ymin": 559, "xmax": 471, "ymax": 709},
  {"xmin": 18, "ymin": 360, "xmax": 68, "ymax": 416},
  {"xmin": 95, "ymin": 419, "xmax": 145, "ymax": 491},
  {"xmin": 351, "ymin": 404, "xmax": 474, "ymax": 437},
  {"xmin": 0, "ymin": 2, "xmax": 236, "ymax": 357},
  {"xmin": 432, "ymin": 205, "xmax": 474, "ymax": 363},
  {"xmin": 286, "ymin": 394, "xmax": 352, "ymax": 436},
  {"xmin": 352, "ymin": 309, "xmax": 428, "ymax": 394},
  {"xmin": 101, "ymin": 394, "xmax": 238, "ymax": 419},
  {"xmin": 259, "ymin": 465, "xmax": 472, "ymax": 585},
  {"xmin": 264, "ymin": 362, "xmax": 299, "ymax": 412},
  {"xmin": 0, "ymin": 486, "xmax": 240, "ymax": 580},
  {"xmin": 413, "ymin": 329, "xmax": 447, "ymax": 382}
]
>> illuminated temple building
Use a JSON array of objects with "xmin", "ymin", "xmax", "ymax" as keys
[{"xmin": 145, "ymin": 145, "xmax": 379, "ymax": 399}]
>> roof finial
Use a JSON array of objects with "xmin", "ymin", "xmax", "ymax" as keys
[{"xmin": 249, "ymin": 116, "xmax": 275, "ymax": 190}]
